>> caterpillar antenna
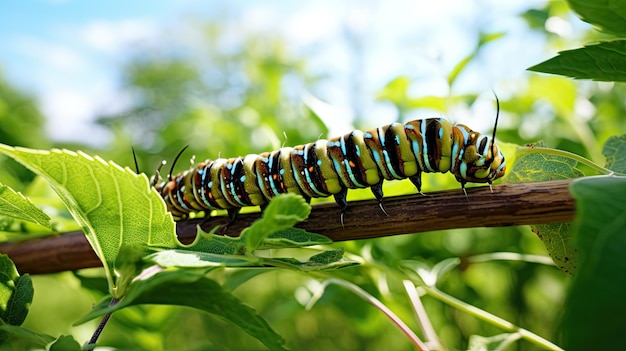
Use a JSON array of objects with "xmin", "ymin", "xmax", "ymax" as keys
[
  {"xmin": 168, "ymin": 145, "xmax": 190, "ymax": 181},
  {"xmin": 490, "ymin": 93, "xmax": 500, "ymax": 162},
  {"xmin": 131, "ymin": 146, "xmax": 140, "ymax": 174}
]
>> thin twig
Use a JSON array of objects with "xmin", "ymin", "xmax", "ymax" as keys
[
  {"xmin": 85, "ymin": 297, "xmax": 119, "ymax": 350},
  {"xmin": 403, "ymin": 280, "xmax": 441, "ymax": 351},
  {"xmin": 307, "ymin": 278, "xmax": 429, "ymax": 351}
]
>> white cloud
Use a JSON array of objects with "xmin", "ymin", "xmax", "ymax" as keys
[
  {"xmin": 40, "ymin": 89, "xmax": 110, "ymax": 145},
  {"xmin": 9, "ymin": 19, "xmax": 161, "ymax": 145},
  {"xmin": 15, "ymin": 36, "xmax": 89, "ymax": 73},
  {"xmin": 282, "ymin": 5, "xmax": 343, "ymax": 46},
  {"xmin": 81, "ymin": 19, "xmax": 160, "ymax": 53}
]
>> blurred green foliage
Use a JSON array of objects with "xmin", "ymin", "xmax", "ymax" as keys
[
  {"xmin": 0, "ymin": 70, "xmax": 49, "ymax": 190},
  {"xmin": 0, "ymin": 1, "xmax": 625, "ymax": 350},
  {"xmin": 95, "ymin": 25, "xmax": 327, "ymax": 175}
]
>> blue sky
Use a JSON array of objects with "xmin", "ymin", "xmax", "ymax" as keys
[{"xmin": 0, "ymin": 0, "xmax": 570, "ymax": 145}]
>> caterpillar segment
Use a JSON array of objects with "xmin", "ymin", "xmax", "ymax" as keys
[{"xmin": 153, "ymin": 117, "xmax": 506, "ymax": 224}]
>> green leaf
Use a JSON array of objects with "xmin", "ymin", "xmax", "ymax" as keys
[
  {"xmin": 447, "ymin": 54, "xmax": 474, "ymax": 87},
  {"xmin": 0, "ymin": 183, "xmax": 50, "ymax": 228},
  {"xmin": 528, "ymin": 40, "xmax": 626, "ymax": 81},
  {"xmin": 0, "ymin": 325, "xmax": 55, "ymax": 348},
  {"xmin": 78, "ymin": 270, "xmax": 288, "ymax": 351},
  {"xmin": 0, "ymin": 254, "xmax": 19, "ymax": 292},
  {"xmin": 267, "ymin": 248, "xmax": 359, "ymax": 272},
  {"xmin": 563, "ymin": 175, "xmax": 626, "ymax": 350},
  {"xmin": 505, "ymin": 147, "xmax": 587, "ymax": 274},
  {"xmin": 243, "ymin": 193, "xmax": 310, "ymax": 252},
  {"xmin": 187, "ymin": 226, "xmax": 247, "ymax": 255},
  {"xmin": 308, "ymin": 248, "xmax": 345, "ymax": 264},
  {"xmin": 186, "ymin": 194, "xmax": 312, "ymax": 255},
  {"xmin": 0, "ymin": 255, "xmax": 32, "ymax": 327},
  {"xmin": 3, "ymin": 275, "xmax": 33, "ymax": 327},
  {"xmin": 567, "ymin": 0, "xmax": 626, "ymax": 36},
  {"xmin": 602, "ymin": 134, "xmax": 626, "ymax": 173},
  {"xmin": 259, "ymin": 228, "xmax": 332, "ymax": 249},
  {"xmin": 531, "ymin": 223, "xmax": 577, "ymax": 275},
  {"xmin": 0, "ymin": 145, "xmax": 179, "ymax": 295},
  {"xmin": 267, "ymin": 257, "xmax": 358, "ymax": 271},
  {"xmin": 505, "ymin": 148, "xmax": 585, "ymax": 183},
  {"xmin": 49, "ymin": 335, "xmax": 81, "ymax": 351},
  {"xmin": 146, "ymin": 249, "xmax": 261, "ymax": 268}
]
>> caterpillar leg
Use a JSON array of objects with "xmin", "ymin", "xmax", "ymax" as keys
[
  {"xmin": 370, "ymin": 182, "xmax": 389, "ymax": 216},
  {"xmin": 409, "ymin": 169, "xmax": 426, "ymax": 196},
  {"xmin": 333, "ymin": 188, "xmax": 348, "ymax": 227},
  {"xmin": 488, "ymin": 180, "xmax": 494, "ymax": 193},
  {"xmin": 460, "ymin": 181, "xmax": 469, "ymax": 200},
  {"xmin": 227, "ymin": 208, "xmax": 240, "ymax": 222},
  {"xmin": 218, "ymin": 208, "xmax": 241, "ymax": 234}
]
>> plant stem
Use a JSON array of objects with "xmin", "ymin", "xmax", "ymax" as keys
[
  {"xmin": 403, "ymin": 280, "xmax": 441, "ymax": 350},
  {"xmin": 85, "ymin": 297, "xmax": 119, "ymax": 350},
  {"xmin": 307, "ymin": 278, "xmax": 429, "ymax": 351},
  {"xmin": 422, "ymin": 285, "xmax": 563, "ymax": 351}
]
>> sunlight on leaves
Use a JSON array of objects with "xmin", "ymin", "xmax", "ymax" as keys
[
  {"xmin": 0, "ymin": 255, "xmax": 32, "ymax": 327},
  {"xmin": 146, "ymin": 249, "xmax": 261, "ymax": 268},
  {"xmin": 243, "ymin": 193, "xmax": 311, "ymax": 252},
  {"xmin": 0, "ymin": 145, "xmax": 179, "ymax": 296},
  {"xmin": 567, "ymin": 0, "xmax": 626, "ymax": 36},
  {"xmin": 468, "ymin": 333, "xmax": 521, "ymax": 351},
  {"xmin": 0, "ymin": 183, "xmax": 50, "ymax": 229},
  {"xmin": 528, "ymin": 40, "xmax": 626, "ymax": 81}
]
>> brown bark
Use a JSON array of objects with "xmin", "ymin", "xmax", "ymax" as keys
[{"xmin": 0, "ymin": 180, "xmax": 575, "ymax": 275}]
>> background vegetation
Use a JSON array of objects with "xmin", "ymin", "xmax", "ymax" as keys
[{"xmin": 0, "ymin": 1, "xmax": 625, "ymax": 350}]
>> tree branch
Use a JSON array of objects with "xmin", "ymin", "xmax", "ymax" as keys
[{"xmin": 0, "ymin": 180, "xmax": 575, "ymax": 275}]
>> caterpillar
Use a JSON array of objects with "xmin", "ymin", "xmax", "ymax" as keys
[{"xmin": 153, "ymin": 110, "xmax": 506, "ymax": 224}]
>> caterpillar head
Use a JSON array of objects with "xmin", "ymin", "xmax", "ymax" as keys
[
  {"xmin": 452, "ymin": 98, "xmax": 506, "ymax": 186},
  {"xmin": 453, "ymin": 126, "xmax": 506, "ymax": 184}
]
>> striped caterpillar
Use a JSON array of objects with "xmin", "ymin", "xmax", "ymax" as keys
[{"xmin": 153, "ymin": 112, "xmax": 506, "ymax": 223}]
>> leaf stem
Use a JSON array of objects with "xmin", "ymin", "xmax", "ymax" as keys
[{"xmin": 85, "ymin": 297, "xmax": 119, "ymax": 350}]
